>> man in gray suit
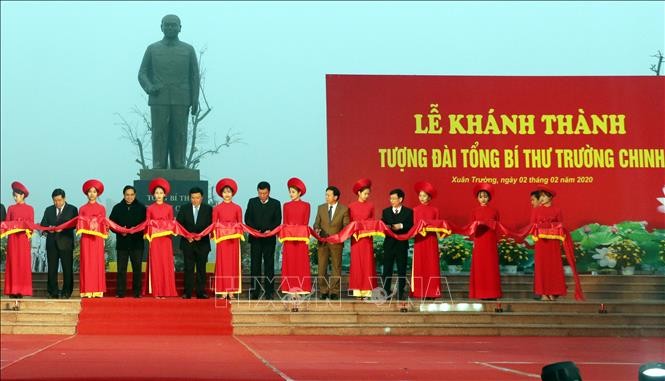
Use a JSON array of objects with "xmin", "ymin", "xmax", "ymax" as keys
[
  {"xmin": 138, "ymin": 14, "xmax": 200, "ymax": 169},
  {"xmin": 313, "ymin": 186, "xmax": 350, "ymax": 300}
]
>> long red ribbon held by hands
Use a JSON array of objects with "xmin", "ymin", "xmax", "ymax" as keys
[{"xmin": 2, "ymin": 214, "xmax": 584, "ymax": 300}]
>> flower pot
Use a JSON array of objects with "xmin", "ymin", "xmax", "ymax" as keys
[
  {"xmin": 502, "ymin": 265, "xmax": 518, "ymax": 274},
  {"xmin": 447, "ymin": 265, "xmax": 462, "ymax": 273},
  {"xmin": 621, "ymin": 266, "xmax": 635, "ymax": 275}
]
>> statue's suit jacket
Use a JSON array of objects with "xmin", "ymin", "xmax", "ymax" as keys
[{"xmin": 138, "ymin": 39, "xmax": 200, "ymax": 107}]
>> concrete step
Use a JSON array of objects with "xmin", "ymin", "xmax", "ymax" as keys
[
  {"xmin": 0, "ymin": 298, "xmax": 80, "ymax": 335},
  {"xmin": 230, "ymin": 300, "xmax": 665, "ymax": 314},
  {"xmin": 233, "ymin": 311, "xmax": 665, "ymax": 326},
  {"xmin": 231, "ymin": 298, "xmax": 665, "ymax": 337},
  {"xmin": 0, "ymin": 322, "xmax": 76, "ymax": 335},
  {"xmin": 0, "ymin": 298, "xmax": 81, "ymax": 312},
  {"xmin": 1, "ymin": 310, "xmax": 79, "ymax": 324},
  {"xmin": 232, "ymin": 323, "xmax": 665, "ymax": 337}
]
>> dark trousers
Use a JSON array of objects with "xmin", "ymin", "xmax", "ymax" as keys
[
  {"xmin": 150, "ymin": 105, "xmax": 189, "ymax": 169},
  {"xmin": 382, "ymin": 241, "xmax": 409, "ymax": 297},
  {"xmin": 47, "ymin": 247, "xmax": 73, "ymax": 297},
  {"xmin": 116, "ymin": 249, "xmax": 143, "ymax": 297},
  {"xmin": 183, "ymin": 245, "xmax": 209, "ymax": 297},
  {"xmin": 250, "ymin": 238, "xmax": 275, "ymax": 295}
]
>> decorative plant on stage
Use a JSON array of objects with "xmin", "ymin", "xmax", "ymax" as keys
[
  {"xmin": 560, "ymin": 241, "xmax": 585, "ymax": 264},
  {"xmin": 497, "ymin": 238, "xmax": 531, "ymax": 266},
  {"xmin": 0, "ymin": 237, "xmax": 6, "ymax": 268},
  {"xmin": 607, "ymin": 239, "xmax": 644, "ymax": 268},
  {"xmin": 572, "ymin": 221, "xmax": 665, "ymax": 272},
  {"xmin": 439, "ymin": 234, "xmax": 472, "ymax": 266},
  {"xmin": 309, "ymin": 239, "xmax": 318, "ymax": 269}
]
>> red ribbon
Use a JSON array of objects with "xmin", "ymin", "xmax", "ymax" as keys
[{"xmin": 1, "ymin": 214, "xmax": 585, "ymax": 300}]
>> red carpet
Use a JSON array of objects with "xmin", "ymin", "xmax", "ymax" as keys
[
  {"xmin": 1, "ymin": 335, "xmax": 280, "ymax": 381},
  {"xmin": 76, "ymin": 298, "xmax": 232, "ymax": 335}
]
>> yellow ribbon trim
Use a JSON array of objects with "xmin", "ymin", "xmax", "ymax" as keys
[
  {"xmin": 420, "ymin": 227, "xmax": 451, "ymax": 238},
  {"xmin": 144, "ymin": 230, "xmax": 176, "ymax": 242},
  {"xmin": 80, "ymin": 292, "xmax": 104, "ymax": 298},
  {"xmin": 352, "ymin": 290, "xmax": 372, "ymax": 297},
  {"xmin": 283, "ymin": 290, "xmax": 311, "ymax": 295},
  {"xmin": 0, "ymin": 228, "xmax": 32, "ymax": 239},
  {"xmin": 536, "ymin": 233, "xmax": 565, "ymax": 242},
  {"xmin": 278, "ymin": 236, "xmax": 310, "ymax": 243},
  {"xmin": 76, "ymin": 229, "xmax": 109, "ymax": 239},
  {"xmin": 353, "ymin": 231, "xmax": 385, "ymax": 240},
  {"xmin": 213, "ymin": 233, "xmax": 245, "ymax": 244}
]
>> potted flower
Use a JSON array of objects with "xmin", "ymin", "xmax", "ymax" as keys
[
  {"xmin": 561, "ymin": 242, "xmax": 592, "ymax": 275},
  {"xmin": 439, "ymin": 234, "xmax": 472, "ymax": 273},
  {"xmin": 497, "ymin": 238, "xmax": 531, "ymax": 274},
  {"xmin": 607, "ymin": 239, "xmax": 644, "ymax": 275}
]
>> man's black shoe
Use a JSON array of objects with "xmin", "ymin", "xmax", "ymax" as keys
[
  {"xmin": 181, "ymin": 294, "xmax": 192, "ymax": 299},
  {"xmin": 329, "ymin": 294, "xmax": 339, "ymax": 300},
  {"xmin": 197, "ymin": 294, "xmax": 209, "ymax": 299},
  {"xmin": 319, "ymin": 293, "xmax": 329, "ymax": 300}
]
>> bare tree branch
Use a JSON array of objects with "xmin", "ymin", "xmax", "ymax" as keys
[
  {"xmin": 188, "ymin": 129, "xmax": 244, "ymax": 168},
  {"xmin": 650, "ymin": 50, "xmax": 663, "ymax": 76},
  {"xmin": 115, "ymin": 111, "xmax": 149, "ymax": 172}
]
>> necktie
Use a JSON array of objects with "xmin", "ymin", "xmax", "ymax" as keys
[
  {"xmin": 56, "ymin": 207, "xmax": 61, "ymax": 219},
  {"xmin": 394, "ymin": 208, "xmax": 398, "ymax": 215},
  {"xmin": 328, "ymin": 205, "xmax": 333, "ymax": 222},
  {"xmin": 194, "ymin": 206, "xmax": 199, "ymax": 224}
]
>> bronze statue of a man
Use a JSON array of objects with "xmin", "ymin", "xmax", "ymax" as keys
[{"xmin": 138, "ymin": 14, "xmax": 200, "ymax": 169}]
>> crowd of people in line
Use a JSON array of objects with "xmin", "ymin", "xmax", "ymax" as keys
[{"xmin": 0, "ymin": 177, "xmax": 584, "ymax": 302}]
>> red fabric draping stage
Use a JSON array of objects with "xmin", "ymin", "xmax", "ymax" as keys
[
  {"xmin": 76, "ymin": 298, "xmax": 232, "ymax": 336},
  {"xmin": 2, "ymin": 335, "xmax": 662, "ymax": 380}
]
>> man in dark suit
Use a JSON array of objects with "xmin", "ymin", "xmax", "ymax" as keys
[
  {"xmin": 109, "ymin": 185, "xmax": 146, "ymax": 298},
  {"xmin": 176, "ymin": 187, "xmax": 213, "ymax": 299},
  {"xmin": 40, "ymin": 188, "xmax": 78, "ymax": 299},
  {"xmin": 381, "ymin": 188, "xmax": 414, "ymax": 300},
  {"xmin": 313, "ymin": 186, "xmax": 350, "ymax": 300},
  {"xmin": 245, "ymin": 181, "xmax": 281, "ymax": 299},
  {"xmin": 0, "ymin": 203, "xmax": 6, "ymax": 221}
]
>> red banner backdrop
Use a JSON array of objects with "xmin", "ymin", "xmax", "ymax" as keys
[{"xmin": 326, "ymin": 75, "xmax": 665, "ymax": 230}]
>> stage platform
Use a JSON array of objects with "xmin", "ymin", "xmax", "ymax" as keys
[
  {"xmin": 1, "ymin": 273, "xmax": 664, "ymax": 380},
  {"xmin": 1, "ymin": 273, "xmax": 664, "ymax": 337}
]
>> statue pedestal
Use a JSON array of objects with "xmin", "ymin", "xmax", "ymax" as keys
[
  {"xmin": 134, "ymin": 169, "xmax": 208, "ymax": 209},
  {"xmin": 134, "ymin": 168, "xmax": 210, "ymax": 270},
  {"xmin": 139, "ymin": 168, "xmax": 200, "ymax": 181}
]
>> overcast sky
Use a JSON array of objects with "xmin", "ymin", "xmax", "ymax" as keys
[{"xmin": 1, "ymin": 1, "xmax": 663, "ymax": 218}]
